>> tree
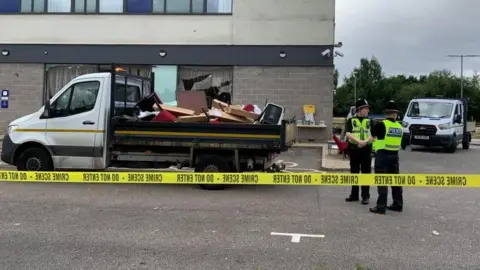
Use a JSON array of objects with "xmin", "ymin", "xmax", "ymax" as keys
[
  {"xmin": 334, "ymin": 57, "xmax": 480, "ymax": 121},
  {"xmin": 334, "ymin": 69, "xmax": 339, "ymax": 90},
  {"xmin": 335, "ymin": 57, "xmax": 386, "ymax": 114}
]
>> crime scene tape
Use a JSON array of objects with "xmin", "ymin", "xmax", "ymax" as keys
[{"xmin": 0, "ymin": 171, "xmax": 479, "ymax": 187}]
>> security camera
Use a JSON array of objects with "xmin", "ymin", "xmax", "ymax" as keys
[
  {"xmin": 321, "ymin": 49, "xmax": 331, "ymax": 57},
  {"xmin": 334, "ymin": 42, "xmax": 343, "ymax": 48},
  {"xmin": 334, "ymin": 51, "xmax": 344, "ymax": 57}
]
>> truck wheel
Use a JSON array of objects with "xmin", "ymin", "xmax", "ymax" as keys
[
  {"xmin": 462, "ymin": 134, "xmax": 470, "ymax": 150},
  {"xmin": 195, "ymin": 155, "xmax": 230, "ymax": 191},
  {"xmin": 444, "ymin": 137, "xmax": 458, "ymax": 153},
  {"xmin": 16, "ymin": 147, "xmax": 53, "ymax": 171}
]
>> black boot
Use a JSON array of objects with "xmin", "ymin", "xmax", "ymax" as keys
[
  {"xmin": 387, "ymin": 204, "xmax": 403, "ymax": 212},
  {"xmin": 345, "ymin": 196, "xmax": 359, "ymax": 202},
  {"xmin": 361, "ymin": 198, "xmax": 369, "ymax": 205},
  {"xmin": 369, "ymin": 206, "xmax": 386, "ymax": 214}
]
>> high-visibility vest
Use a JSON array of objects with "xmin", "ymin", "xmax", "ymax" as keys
[
  {"xmin": 375, "ymin": 120, "xmax": 403, "ymax": 151},
  {"xmin": 372, "ymin": 139, "xmax": 379, "ymax": 152},
  {"xmin": 348, "ymin": 117, "xmax": 371, "ymax": 144}
]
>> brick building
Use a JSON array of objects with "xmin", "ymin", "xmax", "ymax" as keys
[{"xmin": 0, "ymin": 0, "xmax": 335, "ymax": 141}]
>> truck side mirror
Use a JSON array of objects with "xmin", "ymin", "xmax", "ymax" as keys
[{"xmin": 454, "ymin": 114, "xmax": 462, "ymax": 123}]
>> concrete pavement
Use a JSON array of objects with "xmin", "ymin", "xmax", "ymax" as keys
[{"xmin": 1, "ymin": 178, "xmax": 479, "ymax": 269}]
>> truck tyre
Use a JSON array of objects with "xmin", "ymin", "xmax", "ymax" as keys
[
  {"xmin": 195, "ymin": 155, "xmax": 230, "ymax": 191},
  {"xmin": 444, "ymin": 136, "xmax": 458, "ymax": 153},
  {"xmin": 16, "ymin": 147, "xmax": 53, "ymax": 171},
  {"xmin": 462, "ymin": 133, "xmax": 470, "ymax": 150}
]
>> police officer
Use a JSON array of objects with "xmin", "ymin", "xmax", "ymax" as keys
[
  {"xmin": 370, "ymin": 100, "xmax": 404, "ymax": 215},
  {"xmin": 344, "ymin": 99, "xmax": 374, "ymax": 205}
]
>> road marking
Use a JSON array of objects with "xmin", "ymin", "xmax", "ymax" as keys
[
  {"xmin": 275, "ymin": 160, "xmax": 299, "ymax": 168},
  {"xmin": 276, "ymin": 159, "xmax": 322, "ymax": 173},
  {"xmin": 283, "ymin": 168, "xmax": 323, "ymax": 173},
  {"xmin": 270, "ymin": 232, "xmax": 325, "ymax": 243}
]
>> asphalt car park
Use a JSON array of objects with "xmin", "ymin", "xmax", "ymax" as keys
[{"xmin": 0, "ymin": 147, "xmax": 479, "ymax": 269}]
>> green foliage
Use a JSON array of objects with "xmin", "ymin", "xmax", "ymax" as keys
[
  {"xmin": 334, "ymin": 69, "xmax": 339, "ymax": 90},
  {"xmin": 334, "ymin": 57, "xmax": 480, "ymax": 120}
]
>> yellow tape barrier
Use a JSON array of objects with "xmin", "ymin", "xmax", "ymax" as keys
[{"xmin": 0, "ymin": 171, "xmax": 478, "ymax": 187}]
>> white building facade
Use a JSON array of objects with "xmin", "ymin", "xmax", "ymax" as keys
[{"xmin": 0, "ymin": 0, "xmax": 336, "ymax": 141}]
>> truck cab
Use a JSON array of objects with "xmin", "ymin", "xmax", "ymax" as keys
[{"xmin": 401, "ymin": 98, "xmax": 474, "ymax": 153}]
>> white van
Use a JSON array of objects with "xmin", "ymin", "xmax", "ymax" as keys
[
  {"xmin": 1, "ymin": 71, "xmax": 296, "ymax": 189},
  {"xmin": 401, "ymin": 98, "xmax": 475, "ymax": 153}
]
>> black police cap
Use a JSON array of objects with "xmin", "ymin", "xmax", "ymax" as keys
[
  {"xmin": 385, "ymin": 100, "xmax": 400, "ymax": 112},
  {"xmin": 355, "ymin": 99, "xmax": 369, "ymax": 109}
]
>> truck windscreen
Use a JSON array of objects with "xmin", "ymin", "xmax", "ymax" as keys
[{"xmin": 407, "ymin": 101, "xmax": 453, "ymax": 118}]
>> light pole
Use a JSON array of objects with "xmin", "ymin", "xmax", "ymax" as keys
[
  {"xmin": 354, "ymin": 75, "xmax": 357, "ymax": 102},
  {"xmin": 353, "ymin": 70, "xmax": 361, "ymax": 103},
  {"xmin": 447, "ymin": 54, "xmax": 480, "ymax": 98}
]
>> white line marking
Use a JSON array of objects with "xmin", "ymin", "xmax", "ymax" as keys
[
  {"xmin": 270, "ymin": 232, "xmax": 325, "ymax": 243},
  {"xmin": 276, "ymin": 160, "xmax": 299, "ymax": 168},
  {"xmin": 283, "ymin": 168, "xmax": 323, "ymax": 173}
]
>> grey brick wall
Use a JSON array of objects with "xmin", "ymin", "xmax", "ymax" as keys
[
  {"xmin": 233, "ymin": 66, "xmax": 333, "ymax": 142},
  {"xmin": 0, "ymin": 64, "xmax": 44, "ymax": 132}
]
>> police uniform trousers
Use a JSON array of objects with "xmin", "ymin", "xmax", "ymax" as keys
[
  {"xmin": 374, "ymin": 150, "xmax": 403, "ymax": 209},
  {"xmin": 348, "ymin": 146, "xmax": 371, "ymax": 199}
]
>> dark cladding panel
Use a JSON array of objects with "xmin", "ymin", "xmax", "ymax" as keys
[{"xmin": 0, "ymin": 44, "xmax": 334, "ymax": 66}]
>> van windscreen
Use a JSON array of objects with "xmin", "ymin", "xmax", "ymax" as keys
[{"xmin": 407, "ymin": 101, "xmax": 453, "ymax": 118}]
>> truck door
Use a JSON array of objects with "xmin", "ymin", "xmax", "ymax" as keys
[
  {"xmin": 454, "ymin": 103, "xmax": 463, "ymax": 139},
  {"xmin": 45, "ymin": 78, "xmax": 104, "ymax": 169}
]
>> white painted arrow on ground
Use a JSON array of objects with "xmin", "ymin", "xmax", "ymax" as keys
[{"xmin": 271, "ymin": 232, "xmax": 325, "ymax": 243}]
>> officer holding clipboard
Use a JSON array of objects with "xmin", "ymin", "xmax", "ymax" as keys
[{"xmin": 344, "ymin": 99, "xmax": 374, "ymax": 205}]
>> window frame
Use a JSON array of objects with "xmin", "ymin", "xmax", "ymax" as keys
[
  {"xmin": 4, "ymin": 0, "xmax": 232, "ymax": 14},
  {"xmin": 18, "ymin": 0, "xmax": 47, "ymax": 13},
  {"xmin": 45, "ymin": 80, "xmax": 101, "ymax": 119},
  {"xmin": 73, "ymin": 0, "xmax": 99, "ymax": 13}
]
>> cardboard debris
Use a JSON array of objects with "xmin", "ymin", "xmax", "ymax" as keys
[
  {"xmin": 212, "ymin": 99, "xmax": 229, "ymax": 110},
  {"xmin": 153, "ymin": 104, "xmax": 195, "ymax": 116},
  {"xmin": 177, "ymin": 91, "xmax": 209, "ymax": 114},
  {"xmin": 143, "ymin": 98, "xmax": 266, "ymax": 124},
  {"xmin": 208, "ymin": 109, "xmax": 250, "ymax": 123},
  {"xmin": 227, "ymin": 106, "xmax": 260, "ymax": 122},
  {"xmin": 176, "ymin": 115, "xmax": 209, "ymax": 123},
  {"xmin": 212, "ymin": 99, "xmax": 241, "ymax": 111},
  {"xmin": 210, "ymin": 99, "xmax": 257, "ymax": 123}
]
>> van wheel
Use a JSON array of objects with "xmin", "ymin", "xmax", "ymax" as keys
[
  {"xmin": 444, "ymin": 137, "xmax": 458, "ymax": 153},
  {"xmin": 195, "ymin": 155, "xmax": 230, "ymax": 191},
  {"xmin": 16, "ymin": 147, "xmax": 53, "ymax": 171}
]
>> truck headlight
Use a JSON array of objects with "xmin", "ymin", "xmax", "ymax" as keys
[
  {"xmin": 438, "ymin": 122, "xmax": 452, "ymax": 130},
  {"xmin": 401, "ymin": 121, "xmax": 409, "ymax": 128},
  {"xmin": 7, "ymin": 125, "xmax": 18, "ymax": 134}
]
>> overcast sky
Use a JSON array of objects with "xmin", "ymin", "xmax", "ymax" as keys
[{"xmin": 335, "ymin": 0, "xmax": 480, "ymax": 80}]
